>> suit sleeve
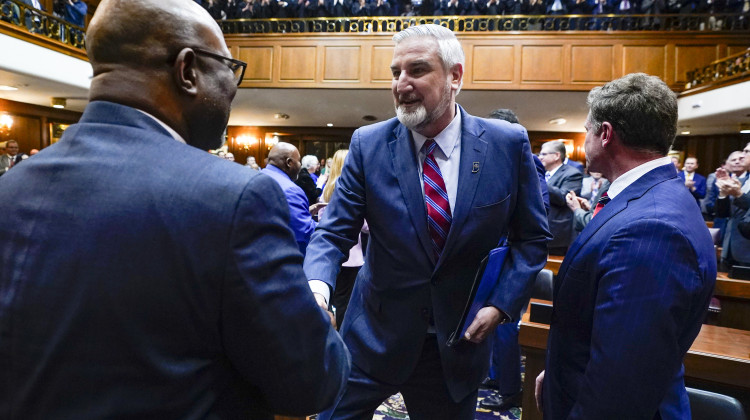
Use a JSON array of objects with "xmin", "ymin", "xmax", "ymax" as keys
[
  {"xmin": 286, "ymin": 186, "xmax": 317, "ymax": 252},
  {"xmin": 547, "ymin": 168, "xmax": 583, "ymax": 207},
  {"xmin": 488, "ymin": 134, "xmax": 552, "ymax": 319},
  {"xmin": 303, "ymin": 130, "xmax": 367, "ymax": 290},
  {"xmin": 569, "ymin": 219, "xmax": 712, "ymax": 419},
  {"xmin": 692, "ymin": 175, "xmax": 706, "ymax": 200},
  {"xmin": 221, "ymin": 174, "xmax": 350, "ymax": 415}
]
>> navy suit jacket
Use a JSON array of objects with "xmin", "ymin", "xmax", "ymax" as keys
[
  {"xmin": 543, "ymin": 163, "xmax": 716, "ymax": 419},
  {"xmin": 677, "ymin": 170, "xmax": 707, "ymax": 204},
  {"xmin": 304, "ymin": 106, "xmax": 550, "ymax": 401},
  {"xmin": 546, "ymin": 163, "xmax": 583, "ymax": 250},
  {"xmin": 0, "ymin": 101, "xmax": 349, "ymax": 419}
]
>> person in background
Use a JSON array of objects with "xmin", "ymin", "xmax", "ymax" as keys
[
  {"xmin": 0, "ymin": 139, "xmax": 25, "ymax": 176},
  {"xmin": 319, "ymin": 149, "xmax": 368, "ymax": 328},
  {"xmin": 540, "ymin": 140, "xmax": 583, "ymax": 255},
  {"xmin": 64, "ymin": 0, "xmax": 88, "ymax": 27},
  {"xmin": 678, "ymin": 156, "xmax": 707, "ymax": 206},
  {"xmin": 296, "ymin": 154, "xmax": 322, "ymax": 206},
  {"xmin": 262, "ymin": 142, "xmax": 324, "ymax": 255},
  {"xmin": 479, "ymin": 107, "xmax": 549, "ymax": 413}
]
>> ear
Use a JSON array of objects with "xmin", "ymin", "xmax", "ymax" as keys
[
  {"xmin": 173, "ymin": 48, "xmax": 199, "ymax": 96},
  {"xmin": 600, "ymin": 121, "xmax": 614, "ymax": 148},
  {"xmin": 450, "ymin": 63, "xmax": 463, "ymax": 91}
]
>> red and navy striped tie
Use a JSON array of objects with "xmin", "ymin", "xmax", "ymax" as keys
[{"xmin": 422, "ymin": 139, "xmax": 452, "ymax": 259}]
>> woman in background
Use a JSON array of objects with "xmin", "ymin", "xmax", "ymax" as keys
[{"xmin": 319, "ymin": 149, "xmax": 368, "ymax": 328}]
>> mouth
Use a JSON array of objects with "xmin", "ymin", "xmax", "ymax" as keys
[{"xmin": 397, "ymin": 96, "xmax": 421, "ymax": 107}]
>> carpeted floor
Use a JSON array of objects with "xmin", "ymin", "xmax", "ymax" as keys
[{"xmin": 372, "ymin": 389, "xmax": 522, "ymax": 420}]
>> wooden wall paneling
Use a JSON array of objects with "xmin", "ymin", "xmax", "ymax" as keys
[
  {"xmin": 224, "ymin": 33, "xmax": 749, "ymax": 91},
  {"xmin": 470, "ymin": 45, "xmax": 515, "ymax": 84},
  {"xmin": 322, "ymin": 45, "xmax": 361, "ymax": 82},
  {"xmin": 622, "ymin": 44, "xmax": 668, "ymax": 81},
  {"xmin": 238, "ymin": 46, "xmax": 274, "ymax": 83},
  {"xmin": 279, "ymin": 45, "xmax": 317, "ymax": 82},
  {"xmin": 370, "ymin": 45, "xmax": 394, "ymax": 84},
  {"xmin": 570, "ymin": 45, "xmax": 614, "ymax": 83},
  {"xmin": 521, "ymin": 45, "xmax": 564, "ymax": 84},
  {"xmin": 674, "ymin": 44, "xmax": 721, "ymax": 86},
  {"xmin": 728, "ymin": 45, "xmax": 750, "ymax": 57}
]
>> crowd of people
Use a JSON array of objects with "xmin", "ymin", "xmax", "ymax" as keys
[{"xmin": 193, "ymin": 0, "xmax": 749, "ymax": 20}]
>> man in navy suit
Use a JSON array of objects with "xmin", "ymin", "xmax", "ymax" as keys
[
  {"xmin": 677, "ymin": 156, "xmax": 707, "ymax": 206},
  {"xmin": 304, "ymin": 24, "xmax": 550, "ymax": 419},
  {"xmin": 540, "ymin": 140, "xmax": 583, "ymax": 256},
  {"xmin": 536, "ymin": 73, "xmax": 716, "ymax": 419},
  {"xmin": 0, "ymin": 0, "xmax": 349, "ymax": 418}
]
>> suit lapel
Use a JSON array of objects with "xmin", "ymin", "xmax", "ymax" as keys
[
  {"xmin": 437, "ymin": 110, "xmax": 487, "ymax": 270},
  {"xmin": 555, "ymin": 163, "xmax": 677, "ymax": 295},
  {"xmin": 388, "ymin": 124, "xmax": 435, "ymax": 264}
]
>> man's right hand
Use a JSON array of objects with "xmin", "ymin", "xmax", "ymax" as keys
[{"xmin": 314, "ymin": 292, "xmax": 336, "ymax": 329}]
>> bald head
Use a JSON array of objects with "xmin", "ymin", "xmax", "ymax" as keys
[
  {"xmin": 87, "ymin": 0, "xmax": 216, "ymax": 72},
  {"xmin": 86, "ymin": 0, "xmax": 238, "ymax": 151},
  {"xmin": 268, "ymin": 142, "xmax": 302, "ymax": 180}
]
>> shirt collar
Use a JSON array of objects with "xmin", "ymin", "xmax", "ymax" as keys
[
  {"xmin": 546, "ymin": 163, "xmax": 562, "ymax": 178},
  {"xmin": 136, "ymin": 109, "xmax": 187, "ymax": 144},
  {"xmin": 608, "ymin": 156, "xmax": 672, "ymax": 199},
  {"xmin": 411, "ymin": 105, "xmax": 461, "ymax": 158}
]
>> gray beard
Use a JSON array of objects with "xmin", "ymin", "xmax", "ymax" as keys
[{"xmin": 395, "ymin": 82, "xmax": 452, "ymax": 131}]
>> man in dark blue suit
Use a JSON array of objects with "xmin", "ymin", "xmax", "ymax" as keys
[
  {"xmin": 677, "ymin": 156, "xmax": 707, "ymax": 206},
  {"xmin": 304, "ymin": 24, "xmax": 550, "ymax": 420},
  {"xmin": 536, "ymin": 73, "xmax": 716, "ymax": 419},
  {"xmin": 0, "ymin": 0, "xmax": 349, "ymax": 418}
]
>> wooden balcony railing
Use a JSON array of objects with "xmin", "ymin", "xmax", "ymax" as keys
[
  {"xmin": 685, "ymin": 48, "xmax": 750, "ymax": 91},
  {"xmin": 0, "ymin": 0, "xmax": 85, "ymax": 51},
  {"xmin": 219, "ymin": 13, "xmax": 750, "ymax": 34}
]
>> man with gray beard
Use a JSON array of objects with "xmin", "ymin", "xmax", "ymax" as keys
[{"xmin": 304, "ymin": 24, "xmax": 550, "ymax": 419}]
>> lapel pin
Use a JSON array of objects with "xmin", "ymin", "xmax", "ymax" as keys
[{"xmin": 472, "ymin": 162, "xmax": 480, "ymax": 173}]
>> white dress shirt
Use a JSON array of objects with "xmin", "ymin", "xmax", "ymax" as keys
[{"xmin": 607, "ymin": 156, "xmax": 672, "ymax": 200}]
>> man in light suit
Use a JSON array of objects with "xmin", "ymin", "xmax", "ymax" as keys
[
  {"xmin": 0, "ymin": 139, "xmax": 25, "ymax": 176},
  {"xmin": 536, "ymin": 73, "xmax": 716, "ymax": 419},
  {"xmin": 304, "ymin": 24, "xmax": 550, "ymax": 419},
  {"xmin": 0, "ymin": 0, "xmax": 349, "ymax": 418},
  {"xmin": 677, "ymin": 156, "xmax": 707, "ymax": 206},
  {"xmin": 540, "ymin": 140, "xmax": 583, "ymax": 255}
]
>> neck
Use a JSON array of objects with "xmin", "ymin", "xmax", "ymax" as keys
[
  {"xmin": 601, "ymin": 147, "xmax": 663, "ymax": 183},
  {"xmin": 89, "ymin": 70, "xmax": 189, "ymax": 143},
  {"xmin": 546, "ymin": 162, "xmax": 562, "ymax": 172},
  {"xmin": 416, "ymin": 101, "xmax": 456, "ymax": 139}
]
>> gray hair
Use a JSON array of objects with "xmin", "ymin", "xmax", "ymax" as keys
[
  {"xmin": 542, "ymin": 140, "xmax": 566, "ymax": 161},
  {"xmin": 586, "ymin": 73, "xmax": 677, "ymax": 155},
  {"xmin": 393, "ymin": 24, "xmax": 465, "ymax": 93},
  {"xmin": 301, "ymin": 155, "xmax": 319, "ymax": 170}
]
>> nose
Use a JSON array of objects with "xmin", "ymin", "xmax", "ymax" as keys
[{"xmin": 395, "ymin": 72, "xmax": 413, "ymax": 95}]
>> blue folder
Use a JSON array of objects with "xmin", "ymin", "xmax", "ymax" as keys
[{"xmin": 446, "ymin": 235, "xmax": 509, "ymax": 347}]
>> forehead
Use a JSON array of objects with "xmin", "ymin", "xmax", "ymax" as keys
[
  {"xmin": 685, "ymin": 158, "xmax": 697, "ymax": 163},
  {"xmin": 392, "ymin": 37, "xmax": 440, "ymax": 66}
]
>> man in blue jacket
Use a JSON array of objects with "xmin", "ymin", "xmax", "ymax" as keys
[
  {"xmin": 537, "ymin": 73, "xmax": 716, "ymax": 419},
  {"xmin": 305, "ymin": 24, "xmax": 550, "ymax": 420},
  {"xmin": 0, "ymin": 0, "xmax": 349, "ymax": 418}
]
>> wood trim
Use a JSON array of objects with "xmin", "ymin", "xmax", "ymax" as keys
[{"xmin": 226, "ymin": 32, "xmax": 749, "ymax": 92}]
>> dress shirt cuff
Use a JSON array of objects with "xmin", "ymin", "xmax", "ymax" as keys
[{"xmin": 309, "ymin": 279, "xmax": 331, "ymax": 304}]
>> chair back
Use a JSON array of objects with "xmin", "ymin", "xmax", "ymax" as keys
[
  {"xmin": 687, "ymin": 387, "xmax": 747, "ymax": 420},
  {"xmin": 531, "ymin": 269, "xmax": 554, "ymax": 301}
]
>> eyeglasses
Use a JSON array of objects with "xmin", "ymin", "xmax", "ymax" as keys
[{"xmin": 192, "ymin": 47, "xmax": 247, "ymax": 86}]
